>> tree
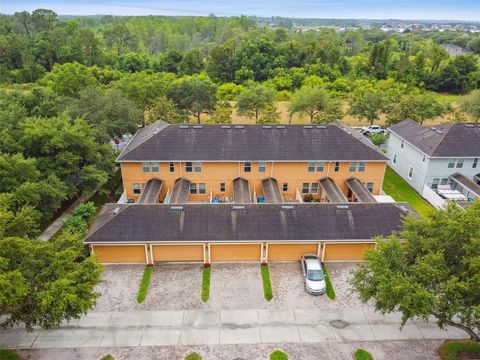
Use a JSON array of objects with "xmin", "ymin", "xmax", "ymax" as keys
[
  {"xmin": 438, "ymin": 55, "xmax": 479, "ymax": 94},
  {"xmin": 40, "ymin": 62, "xmax": 97, "ymax": 98},
  {"xmin": 349, "ymin": 88, "xmax": 384, "ymax": 125},
  {"xmin": 118, "ymin": 52, "xmax": 150, "ymax": 73},
  {"xmin": 167, "ymin": 75, "xmax": 217, "ymax": 124},
  {"xmin": 256, "ymin": 105, "xmax": 280, "ymax": 125},
  {"xmin": 207, "ymin": 41, "xmax": 236, "ymax": 82},
  {"xmin": 210, "ymin": 101, "xmax": 233, "ymax": 124},
  {"xmin": 461, "ymin": 89, "xmax": 480, "ymax": 122},
  {"xmin": 146, "ymin": 95, "xmax": 188, "ymax": 124},
  {"xmin": 351, "ymin": 202, "xmax": 480, "ymax": 341},
  {"xmin": 0, "ymin": 153, "xmax": 39, "ymax": 193},
  {"xmin": 368, "ymin": 40, "xmax": 392, "ymax": 79},
  {"xmin": 237, "ymin": 85, "xmax": 275, "ymax": 121},
  {"xmin": 289, "ymin": 85, "xmax": 340, "ymax": 123},
  {"xmin": 386, "ymin": 93, "xmax": 446, "ymax": 126},
  {"xmin": 0, "ymin": 233, "xmax": 103, "ymax": 331},
  {"xmin": 178, "ymin": 50, "xmax": 204, "ymax": 76}
]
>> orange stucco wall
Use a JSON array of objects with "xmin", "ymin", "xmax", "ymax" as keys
[
  {"xmin": 120, "ymin": 161, "xmax": 386, "ymax": 203},
  {"xmin": 323, "ymin": 243, "xmax": 375, "ymax": 261},
  {"xmin": 152, "ymin": 244, "xmax": 204, "ymax": 262},
  {"xmin": 92, "ymin": 245, "xmax": 146, "ymax": 263},
  {"xmin": 267, "ymin": 243, "xmax": 320, "ymax": 261},
  {"xmin": 210, "ymin": 243, "xmax": 262, "ymax": 262}
]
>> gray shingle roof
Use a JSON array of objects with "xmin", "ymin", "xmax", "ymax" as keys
[
  {"xmin": 117, "ymin": 121, "xmax": 387, "ymax": 162},
  {"xmin": 450, "ymin": 172, "xmax": 480, "ymax": 196},
  {"xmin": 389, "ymin": 119, "xmax": 480, "ymax": 157},
  {"xmin": 85, "ymin": 203, "xmax": 412, "ymax": 244}
]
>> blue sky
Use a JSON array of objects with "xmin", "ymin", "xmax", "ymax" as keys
[{"xmin": 1, "ymin": 0, "xmax": 479, "ymax": 21}]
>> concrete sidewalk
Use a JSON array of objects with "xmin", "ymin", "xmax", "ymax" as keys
[{"xmin": 0, "ymin": 308, "xmax": 467, "ymax": 350}]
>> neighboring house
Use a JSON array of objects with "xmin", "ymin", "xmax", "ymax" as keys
[
  {"xmin": 85, "ymin": 202, "xmax": 412, "ymax": 264},
  {"xmin": 387, "ymin": 119, "xmax": 480, "ymax": 202},
  {"xmin": 440, "ymin": 44, "xmax": 473, "ymax": 56},
  {"xmin": 116, "ymin": 120, "xmax": 388, "ymax": 204}
]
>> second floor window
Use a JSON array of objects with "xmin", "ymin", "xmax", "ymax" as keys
[
  {"xmin": 334, "ymin": 162, "xmax": 340, "ymax": 172},
  {"xmin": 316, "ymin": 162, "xmax": 324, "ymax": 172},
  {"xmin": 349, "ymin": 162, "xmax": 357, "ymax": 172},
  {"xmin": 308, "ymin": 161, "xmax": 315, "ymax": 172},
  {"xmin": 244, "ymin": 162, "xmax": 251, "ymax": 172},
  {"xmin": 133, "ymin": 183, "xmax": 141, "ymax": 194},
  {"xmin": 358, "ymin": 162, "xmax": 366, "ymax": 172},
  {"xmin": 151, "ymin": 162, "xmax": 159, "ymax": 172},
  {"xmin": 282, "ymin": 183, "xmax": 288, "ymax": 192},
  {"xmin": 142, "ymin": 162, "xmax": 150, "ymax": 172},
  {"xmin": 393, "ymin": 153, "xmax": 397, "ymax": 165},
  {"xmin": 194, "ymin": 162, "xmax": 202, "ymax": 172},
  {"xmin": 259, "ymin": 162, "xmax": 266, "ymax": 172},
  {"xmin": 186, "ymin": 162, "xmax": 193, "ymax": 172},
  {"xmin": 169, "ymin": 162, "xmax": 175, "ymax": 172},
  {"xmin": 456, "ymin": 159, "xmax": 464, "ymax": 168},
  {"xmin": 448, "ymin": 159, "xmax": 455, "ymax": 168},
  {"xmin": 474, "ymin": 158, "xmax": 478, "ymax": 169}
]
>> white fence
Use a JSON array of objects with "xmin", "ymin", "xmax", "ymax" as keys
[{"xmin": 421, "ymin": 184, "xmax": 446, "ymax": 209}]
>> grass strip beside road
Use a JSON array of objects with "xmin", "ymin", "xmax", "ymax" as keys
[
  {"xmin": 201, "ymin": 266, "xmax": 211, "ymax": 302},
  {"xmin": 261, "ymin": 263, "xmax": 273, "ymax": 301},
  {"xmin": 382, "ymin": 167, "xmax": 433, "ymax": 217},
  {"xmin": 438, "ymin": 340, "xmax": 480, "ymax": 360},
  {"xmin": 322, "ymin": 263, "xmax": 336, "ymax": 300},
  {"xmin": 137, "ymin": 265, "xmax": 153, "ymax": 303}
]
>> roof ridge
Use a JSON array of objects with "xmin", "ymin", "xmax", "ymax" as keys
[{"xmin": 429, "ymin": 123, "xmax": 454, "ymax": 157}]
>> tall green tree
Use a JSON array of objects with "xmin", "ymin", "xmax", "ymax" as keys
[
  {"xmin": 236, "ymin": 85, "xmax": 275, "ymax": 121},
  {"xmin": 289, "ymin": 85, "xmax": 341, "ymax": 123},
  {"xmin": 461, "ymin": 89, "xmax": 480, "ymax": 122},
  {"xmin": 351, "ymin": 202, "xmax": 480, "ymax": 341},
  {"xmin": 349, "ymin": 88, "xmax": 384, "ymax": 125},
  {"xmin": 40, "ymin": 62, "xmax": 97, "ymax": 97},
  {"xmin": 167, "ymin": 75, "xmax": 217, "ymax": 124},
  {"xmin": 386, "ymin": 93, "xmax": 446, "ymax": 125}
]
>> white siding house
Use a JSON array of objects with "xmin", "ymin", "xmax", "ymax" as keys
[{"xmin": 386, "ymin": 120, "xmax": 480, "ymax": 205}]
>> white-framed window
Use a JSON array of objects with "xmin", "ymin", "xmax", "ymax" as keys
[
  {"xmin": 307, "ymin": 161, "xmax": 315, "ymax": 172},
  {"xmin": 151, "ymin": 161, "xmax": 159, "ymax": 172},
  {"xmin": 258, "ymin": 161, "xmax": 266, "ymax": 172},
  {"xmin": 456, "ymin": 159, "xmax": 464, "ymax": 168},
  {"xmin": 282, "ymin": 183, "xmax": 288, "ymax": 192},
  {"xmin": 422, "ymin": 155, "xmax": 426, "ymax": 163},
  {"xmin": 400, "ymin": 140, "xmax": 405, "ymax": 149},
  {"xmin": 220, "ymin": 183, "xmax": 225, "ymax": 192},
  {"xmin": 169, "ymin": 162, "xmax": 175, "ymax": 172},
  {"xmin": 133, "ymin": 183, "xmax": 141, "ymax": 194},
  {"xmin": 334, "ymin": 162, "xmax": 340, "ymax": 172},
  {"xmin": 440, "ymin": 178, "xmax": 448, "ymax": 185},
  {"xmin": 244, "ymin": 162, "xmax": 251, "ymax": 172},
  {"xmin": 185, "ymin": 162, "xmax": 193, "ymax": 172},
  {"xmin": 408, "ymin": 166, "xmax": 414, "ymax": 179},
  {"xmin": 311, "ymin": 183, "xmax": 319, "ymax": 194},
  {"xmin": 302, "ymin": 183, "xmax": 309, "ymax": 194},
  {"xmin": 392, "ymin": 153, "xmax": 397, "ymax": 165},
  {"xmin": 474, "ymin": 158, "xmax": 478, "ymax": 168},
  {"xmin": 198, "ymin": 183, "xmax": 206, "ymax": 194},
  {"xmin": 189, "ymin": 183, "xmax": 197, "ymax": 194},
  {"xmin": 366, "ymin": 182, "xmax": 374, "ymax": 193},
  {"xmin": 349, "ymin": 162, "xmax": 357, "ymax": 172},
  {"xmin": 447, "ymin": 159, "xmax": 455, "ymax": 168},
  {"xmin": 194, "ymin": 162, "xmax": 202, "ymax": 172},
  {"xmin": 142, "ymin": 162, "xmax": 150, "ymax": 172},
  {"xmin": 358, "ymin": 162, "xmax": 366, "ymax": 172},
  {"xmin": 316, "ymin": 162, "xmax": 324, "ymax": 172},
  {"xmin": 431, "ymin": 178, "xmax": 440, "ymax": 189}
]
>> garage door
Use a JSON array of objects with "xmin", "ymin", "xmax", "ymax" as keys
[
  {"xmin": 210, "ymin": 244, "xmax": 262, "ymax": 262},
  {"xmin": 92, "ymin": 245, "xmax": 146, "ymax": 264},
  {"xmin": 153, "ymin": 244, "xmax": 204, "ymax": 262},
  {"xmin": 323, "ymin": 243, "xmax": 374, "ymax": 261},
  {"xmin": 267, "ymin": 243, "xmax": 320, "ymax": 261}
]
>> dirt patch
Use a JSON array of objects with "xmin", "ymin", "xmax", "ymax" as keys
[{"xmin": 456, "ymin": 351, "xmax": 480, "ymax": 359}]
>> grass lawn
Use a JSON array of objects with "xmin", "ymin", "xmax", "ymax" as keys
[
  {"xmin": 261, "ymin": 263, "xmax": 273, "ymax": 301},
  {"xmin": 354, "ymin": 349, "xmax": 374, "ymax": 360},
  {"xmin": 137, "ymin": 265, "xmax": 153, "ymax": 303},
  {"xmin": 321, "ymin": 263, "xmax": 336, "ymax": 300},
  {"xmin": 270, "ymin": 350, "xmax": 288, "ymax": 360},
  {"xmin": 0, "ymin": 349, "xmax": 22, "ymax": 360},
  {"xmin": 382, "ymin": 167, "xmax": 433, "ymax": 217},
  {"xmin": 438, "ymin": 340, "xmax": 480, "ymax": 360},
  {"xmin": 201, "ymin": 266, "xmax": 211, "ymax": 302}
]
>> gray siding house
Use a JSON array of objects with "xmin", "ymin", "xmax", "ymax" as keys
[{"xmin": 386, "ymin": 120, "xmax": 480, "ymax": 199}]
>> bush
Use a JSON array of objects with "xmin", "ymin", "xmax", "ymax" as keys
[
  {"xmin": 322, "ymin": 263, "xmax": 336, "ymax": 300},
  {"xmin": 137, "ymin": 265, "xmax": 153, "ymax": 303},
  {"xmin": 270, "ymin": 350, "xmax": 288, "ymax": 360},
  {"xmin": 261, "ymin": 264, "xmax": 273, "ymax": 301},
  {"xmin": 354, "ymin": 349, "xmax": 374, "ymax": 360},
  {"xmin": 185, "ymin": 352, "xmax": 202, "ymax": 360},
  {"xmin": 0, "ymin": 349, "xmax": 22, "ymax": 360},
  {"xmin": 369, "ymin": 133, "xmax": 388, "ymax": 147},
  {"xmin": 100, "ymin": 355, "xmax": 114, "ymax": 360}
]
